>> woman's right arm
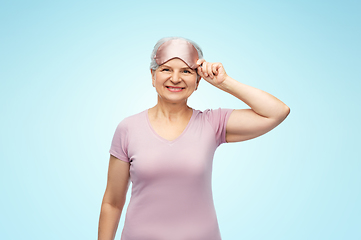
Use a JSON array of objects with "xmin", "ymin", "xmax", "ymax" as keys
[{"xmin": 98, "ymin": 155, "xmax": 131, "ymax": 240}]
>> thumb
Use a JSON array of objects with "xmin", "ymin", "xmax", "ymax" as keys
[{"xmin": 196, "ymin": 59, "xmax": 205, "ymax": 66}]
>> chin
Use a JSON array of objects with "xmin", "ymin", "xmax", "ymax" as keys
[{"xmin": 159, "ymin": 95, "xmax": 188, "ymax": 103}]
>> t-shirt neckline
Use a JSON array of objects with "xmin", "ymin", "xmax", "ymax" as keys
[{"xmin": 145, "ymin": 108, "xmax": 195, "ymax": 145}]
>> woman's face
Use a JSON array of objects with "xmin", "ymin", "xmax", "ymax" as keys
[{"xmin": 151, "ymin": 58, "xmax": 199, "ymax": 104}]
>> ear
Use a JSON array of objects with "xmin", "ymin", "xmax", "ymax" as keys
[{"xmin": 151, "ymin": 69, "xmax": 155, "ymax": 87}]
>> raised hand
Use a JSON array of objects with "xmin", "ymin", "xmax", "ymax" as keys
[{"xmin": 196, "ymin": 59, "xmax": 228, "ymax": 86}]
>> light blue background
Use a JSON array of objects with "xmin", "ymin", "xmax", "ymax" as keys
[{"xmin": 1, "ymin": 0, "xmax": 360, "ymax": 239}]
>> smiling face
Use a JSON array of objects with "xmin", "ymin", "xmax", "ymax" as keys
[{"xmin": 151, "ymin": 58, "xmax": 199, "ymax": 104}]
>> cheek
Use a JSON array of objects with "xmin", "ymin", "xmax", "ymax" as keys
[
  {"xmin": 153, "ymin": 73, "xmax": 162, "ymax": 84},
  {"xmin": 188, "ymin": 76, "xmax": 198, "ymax": 86}
]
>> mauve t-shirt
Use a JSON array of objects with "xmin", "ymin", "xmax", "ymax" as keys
[{"xmin": 109, "ymin": 108, "xmax": 234, "ymax": 240}]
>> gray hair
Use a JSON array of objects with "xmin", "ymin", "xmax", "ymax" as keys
[{"xmin": 150, "ymin": 36, "xmax": 203, "ymax": 71}]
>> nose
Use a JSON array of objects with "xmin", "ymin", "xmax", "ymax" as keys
[{"xmin": 170, "ymin": 71, "xmax": 182, "ymax": 84}]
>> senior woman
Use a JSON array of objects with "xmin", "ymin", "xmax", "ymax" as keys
[{"xmin": 98, "ymin": 37, "xmax": 290, "ymax": 240}]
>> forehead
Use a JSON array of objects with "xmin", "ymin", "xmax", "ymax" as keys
[{"xmin": 160, "ymin": 58, "xmax": 190, "ymax": 68}]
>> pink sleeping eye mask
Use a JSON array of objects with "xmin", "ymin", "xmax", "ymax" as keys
[{"xmin": 154, "ymin": 39, "xmax": 199, "ymax": 69}]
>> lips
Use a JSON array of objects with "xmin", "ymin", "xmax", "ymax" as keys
[{"xmin": 166, "ymin": 86, "xmax": 185, "ymax": 92}]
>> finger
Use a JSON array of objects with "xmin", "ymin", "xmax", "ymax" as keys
[
  {"xmin": 212, "ymin": 63, "xmax": 219, "ymax": 76},
  {"xmin": 197, "ymin": 63, "xmax": 206, "ymax": 78},
  {"xmin": 207, "ymin": 62, "xmax": 214, "ymax": 78},
  {"xmin": 218, "ymin": 63, "xmax": 225, "ymax": 75},
  {"xmin": 212, "ymin": 65, "xmax": 217, "ymax": 76},
  {"xmin": 202, "ymin": 62, "xmax": 208, "ymax": 77},
  {"xmin": 196, "ymin": 59, "xmax": 206, "ymax": 67},
  {"xmin": 197, "ymin": 66, "xmax": 202, "ymax": 76},
  {"xmin": 197, "ymin": 66, "xmax": 205, "ymax": 78}
]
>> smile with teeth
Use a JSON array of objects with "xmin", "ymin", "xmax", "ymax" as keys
[{"xmin": 166, "ymin": 86, "xmax": 185, "ymax": 92}]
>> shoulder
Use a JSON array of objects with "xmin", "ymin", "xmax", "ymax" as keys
[
  {"xmin": 194, "ymin": 108, "xmax": 234, "ymax": 119},
  {"xmin": 115, "ymin": 110, "xmax": 147, "ymax": 130},
  {"xmin": 192, "ymin": 108, "xmax": 234, "ymax": 129},
  {"xmin": 196, "ymin": 108, "xmax": 234, "ymax": 130}
]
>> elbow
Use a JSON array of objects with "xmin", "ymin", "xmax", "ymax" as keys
[
  {"xmin": 285, "ymin": 105, "xmax": 290, "ymax": 115},
  {"xmin": 280, "ymin": 105, "xmax": 290, "ymax": 120},
  {"xmin": 272, "ymin": 105, "xmax": 290, "ymax": 122}
]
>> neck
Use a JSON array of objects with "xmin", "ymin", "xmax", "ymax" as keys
[{"xmin": 151, "ymin": 97, "xmax": 192, "ymax": 120}]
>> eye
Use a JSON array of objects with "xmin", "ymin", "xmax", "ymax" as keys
[
  {"xmin": 161, "ymin": 68, "xmax": 170, "ymax": 72},
  {"xmin": 183, "ymin": 69, "xmax": 191, "ymax": 73}
]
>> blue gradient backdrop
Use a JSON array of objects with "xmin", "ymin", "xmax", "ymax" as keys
[{"xmin": 1, "ymin": 0, "xmax": 360, "ymax": 239}]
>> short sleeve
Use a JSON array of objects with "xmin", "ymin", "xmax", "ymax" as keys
[
  {"xmin": 205, "ymin": 108, "xmax": 234, "ymax": 146},
  {"xmin": 109, "ymin": 120, "xmax": 130, "ymax": 163}
]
